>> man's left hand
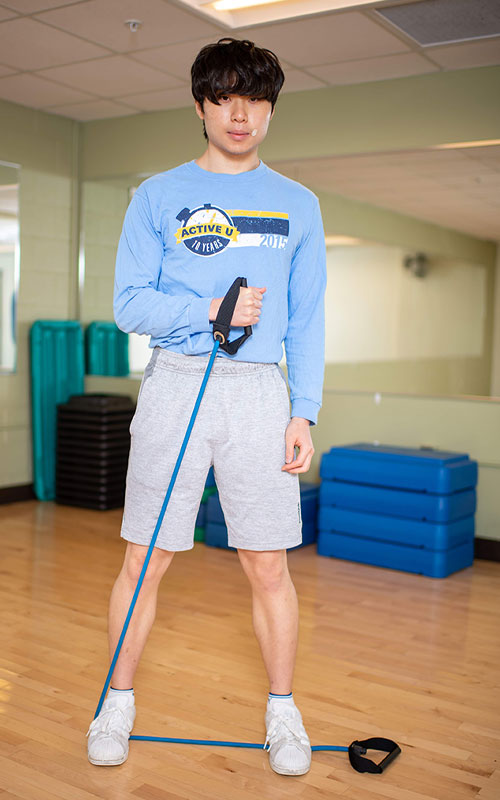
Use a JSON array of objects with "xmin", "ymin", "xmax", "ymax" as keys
[{"xmin": 281, "ymin": 417, "xmax": 314, "ymax": 474}]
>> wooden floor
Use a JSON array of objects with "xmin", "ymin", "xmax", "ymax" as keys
[{"xmin": 0, "ymin": 500, "xmax": 499, "ymax": 800}]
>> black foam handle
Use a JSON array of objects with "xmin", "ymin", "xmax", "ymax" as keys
[
  {"xmin": 348, "ymin": 737, "xmax": 401, "ymax": 774},
  {"xmin": 212, "ymin": 276, "xmax": 253, "ymax": 355}
]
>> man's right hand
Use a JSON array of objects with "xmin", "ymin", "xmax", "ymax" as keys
[{"xmin": 209, "ymin": 286, "xmax": 266, "ymax": 327}]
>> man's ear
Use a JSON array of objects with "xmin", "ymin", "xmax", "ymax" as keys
[
  {"xmin": 194, "ymin": 99, "xmax": 204, "ymax": 121},
  {"xmin": 270, "ymin": 105, "xmax": 275, "ymax": 121}
]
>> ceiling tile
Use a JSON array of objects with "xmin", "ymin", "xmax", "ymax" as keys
[
  {"xmin": 35, "ymin": 0, "xmax": 223, "ymax": 53},
  {"xmin": 280, "ymin": 69, "xmax": 327, "ymax": 93},
  {"xmin": 0, "ymin": 5, "xmax": 18, "ymax": 20},
  {"xmin": 0, "ymin": 17, "xmax": 109, "ymax": 71},
  {"xmin": 130, "ymin": 36, "xmax": 225, "ymax": 80},
  {"xmin": 2, "ymin": 0, "xmax": 81, "ymax": 10},
  {"xmin": 0, "ymin": 71, "xmax": 94, "ymax": 106},
  {"xmin": 47, "ymin": 98, "xmax": 140, "ymax": 121},
  {"xmin": 238, "ymin": 11, "xmax": 412, "ymax": 69},
  {"xmin": 425, "ymin": 37, "xmax": 500, "ymax": 69},
  {"xmin": 119, "ymin": 84, "xmax": 195, "ymax": 111},
  {"xmin": 0, "ymin": 63, "xmax": 16, "ymax": 76},
  {"xmin": 463, "ymin": 145, "xmax": 500, "ymax": 168},
  {"xmin": 270, "ymin": 146, "xmax": 500, "ymax": 240},
  {"xmin": 307, "ymin": 53, "xmax": 438, "ymax": 85},
  {"xmin": 37, "ymin": 55, "xmax": 183, "ymax": 96}
]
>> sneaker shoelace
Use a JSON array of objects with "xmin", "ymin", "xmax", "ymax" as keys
[
  {"xmin": 264, "ymin": 708, "xmax": 309, "ymax": 752},
  {"xmin": 86, "ymin": 705, "xmax": 131, "ymax": 738}
]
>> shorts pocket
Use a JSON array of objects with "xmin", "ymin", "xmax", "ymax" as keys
[
  {"xmin": 273, "ymin": 365, "xmax": 291, "ymax": 420},
  {"xmin": 129, "ymin": 355, "xmax": 157, "ymax": 436}
]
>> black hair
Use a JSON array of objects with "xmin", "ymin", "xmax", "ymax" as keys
[{"xmin": 191, "ymin": 37, "xmax": 285, "ymax": 141}]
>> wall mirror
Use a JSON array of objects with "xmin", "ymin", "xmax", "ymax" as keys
[
  {"xmin": 0, "ymin": 161, "xmax": 20, "ymax": 374},
  {"xmin": 79, "ymin": 174, "xmax": 152, "ymax": 376},
  {"xmin": 79, "ymin": 151, "xmax": 497, "ymax": 398}
]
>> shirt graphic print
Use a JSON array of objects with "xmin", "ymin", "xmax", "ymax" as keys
[{"xmin": 174, "ymin": 203, "xmax": 290, "ymax": 257}]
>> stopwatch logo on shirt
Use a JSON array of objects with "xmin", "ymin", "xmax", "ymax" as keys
[{"xmin": 175, "ymin": 203, "xmax": 289, "ymax": 257}]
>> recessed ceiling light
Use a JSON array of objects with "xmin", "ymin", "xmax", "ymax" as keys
[
  {"xmin": 177, "ymin": 1, "xmax": 377, "ymax": 28},
  {"xmin": 325, "ymin": 235, "xmax": 364, "ymax": 246},
  {"xmin": 431, "ymin": 139, "xmax": 500, "ymax": 149},
  {"xmin": 213, "ymin": 0, "xmax": 287, "ymax": 9}
]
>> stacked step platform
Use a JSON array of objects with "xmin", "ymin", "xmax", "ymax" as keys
[
  {"xmin": 317, "ymin": 443, "xmax": 478, "ymax": 578},
  {"xmin": 204, "ymin": 482, "xmax": 319, "ymax": 551},
  {"xmin": 194, "ymin": 466, "xmax": 218, "ymax": 542},
  {"xmin": 56, "ymin": 394, "xmax": 135, "ymax": 510}
]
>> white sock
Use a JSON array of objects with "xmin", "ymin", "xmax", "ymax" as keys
[
  {"xmin": 109, "ymin": 687, "xmax": 135, "ymax": 703},
  {"xmin": 267, "ymin": 691, "xmax": 295, "ymax": 709}
]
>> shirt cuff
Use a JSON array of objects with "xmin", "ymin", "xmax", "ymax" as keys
[
  {"xmin": 291, "ymin": 398, "xmax": 321, "ymax": 426},
  {"xmin": 188, "ymin": 296, "xmax": 213, "ymax": 334}
]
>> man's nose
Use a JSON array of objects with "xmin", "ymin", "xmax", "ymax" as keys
[{"xmin": 231, "ymin": 100, "xmax": 248, "ymax": 121}]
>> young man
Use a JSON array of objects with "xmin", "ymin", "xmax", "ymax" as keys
[{"xmin": 87, "ymin": 37, "xmax": 326, "ymax": 777}]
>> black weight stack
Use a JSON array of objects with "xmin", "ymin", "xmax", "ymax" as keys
[{"xmin": 56, "ymin": 393, "xmax": 135, "ymax": 510}]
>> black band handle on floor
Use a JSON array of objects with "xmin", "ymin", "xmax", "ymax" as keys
[
  {"xmin": 348, "ymin": 737, "xmax": 401, "ymax": 774},
  {"xmin": 212, "ymin": 276, "xmax": 253, "ymax": 355}
]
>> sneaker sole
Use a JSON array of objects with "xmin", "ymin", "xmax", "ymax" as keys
[
  {"xmin": 269, "ymin": 759, "xmax": 311, "ymax": 776},
  {"xmin": 88, "ymin": 753, "xmax": 128, "ymax": 766}
]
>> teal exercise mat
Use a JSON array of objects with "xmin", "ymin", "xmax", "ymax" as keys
[
  {"xmin": 85, "ymin": 321, "xmax": 129, "ymax": 376},
  {"xmin": 30, "ymin": 321, "xmax": 84, "ymax": 500}
]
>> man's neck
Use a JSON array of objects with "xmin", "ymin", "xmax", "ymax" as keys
[{"xmin": 195, "ymin": 145, "xmax": 260, "ymax": 175}]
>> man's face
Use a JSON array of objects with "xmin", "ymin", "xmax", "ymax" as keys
[{"xmin": 195, "ymin": 93, "xmax": 274, "ymax": 155}]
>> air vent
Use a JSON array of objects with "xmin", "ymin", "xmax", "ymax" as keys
[{"xmin": 375, "ymin": 0, "xmax": 500, "ymax": 46}]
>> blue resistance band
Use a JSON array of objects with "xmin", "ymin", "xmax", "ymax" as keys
[
  {"xmin": 92, "ymin": 277, "xmax": 400, "ymax": 775},
  {"xmin": 93, "ymin": 338, "xmax": 221, "ymax": 721},
  {"xmin": 129, "ymin": 736, "xmax": 348, "ymax": 752}
]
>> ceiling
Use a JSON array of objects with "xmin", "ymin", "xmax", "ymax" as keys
[
  {"xmin": 270, "ymin": 143, "xmax": 500, "ymax": 242},
  {"xmin": 0, "ymin": 0, "xmax": 499, "ymax": 242},
  {"xmin": 0, "ymin": 0, "xmax": 498, "ymax": 121}
]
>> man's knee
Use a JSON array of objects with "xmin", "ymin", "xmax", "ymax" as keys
[
  {"xmin": 122, "ymin": 542, "xmax": 175, "ymax": 584},
  {"xmin": 237, "ymin": 549, "xmax": 289, "ymax": 592}
]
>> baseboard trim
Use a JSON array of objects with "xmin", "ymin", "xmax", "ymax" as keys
[
  {"xmin": 0, "ymin": 485, "xmax": 499, "ymax": 562},
  {"xmin": 0, "ymin": 484, "xmax": 36, "ymax": 504},
  {"xmin": 474, "ymin": 537, "xmax": 500, "ymax": 562}
]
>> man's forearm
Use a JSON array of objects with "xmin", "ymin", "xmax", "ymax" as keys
[{"xmin": 209, "ymin": 297, "xmax": 221, "ymax": 322}]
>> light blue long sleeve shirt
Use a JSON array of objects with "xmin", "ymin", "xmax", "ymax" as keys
[{"xmin": 114, "ymin": 158, "xmax": 326, "ymax": 425}]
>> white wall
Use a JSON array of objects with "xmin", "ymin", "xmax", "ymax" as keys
[
  {"xmin": 325, "ymin": 244, "xmax": 487, "ymax": 364},
  {"xmin": 490, "ymin": 243, "xmax": 500, "ymax": 397}
]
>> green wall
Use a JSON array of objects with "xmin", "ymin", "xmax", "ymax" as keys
[
  {"xmin": 1, "ymin": 64, "xmax": 499, "ymax": 545},
  {"xmin": 0, "ymin": 98, "xmax": 78, "ymax": 487},
  {"xmin": 80, "ymin": 65, "xmax": 500, "ymax": 178}
]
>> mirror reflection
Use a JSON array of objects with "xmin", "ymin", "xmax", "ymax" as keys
[
  {"xmin": 79, "ymin": 155, "xmax": 495, "ymax": 398},
  {"xmin": 0, "ymin": 162, "xmax": 20, "ymax": 374}
]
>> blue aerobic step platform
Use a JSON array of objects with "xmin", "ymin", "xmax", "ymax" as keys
[
  {"xmin": 194, "ymin": 468, "xmax": 218, "ymax": 542},
  {"xmin": 205, "ymin": 482, "xmax": 319, "ymax": 552},
  {"xmin": 317, "ymin": 443, "xmax": 478, "ymax": 578}
]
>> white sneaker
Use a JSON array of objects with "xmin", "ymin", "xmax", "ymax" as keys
[
  {"xmin": 264, "ymin": 702, "xmax": 312, "ymax": 776},
  {"xmin": 86, "ymin": 693, "xmax": 136, "ymax": 766}
]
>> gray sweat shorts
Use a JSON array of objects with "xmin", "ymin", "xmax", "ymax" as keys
[{"xmin": 120, "ymin": 346, "xmax": 302, "ymax": 552}]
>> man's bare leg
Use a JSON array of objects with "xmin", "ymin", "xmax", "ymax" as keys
[
  {"xmin": 237, "ymin": 548, "xmax": 311, "ymax": 776},
  {"xmin": 237, "ymin": 548, "xmax": 298, "ymax": 693},
  {"xmin": 87, "ymin": 542, "xmax": 175, "ymax": 765},
  {"xmin": 108, "ymin": 542, "xmax": 175, "ymax": 688}
]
